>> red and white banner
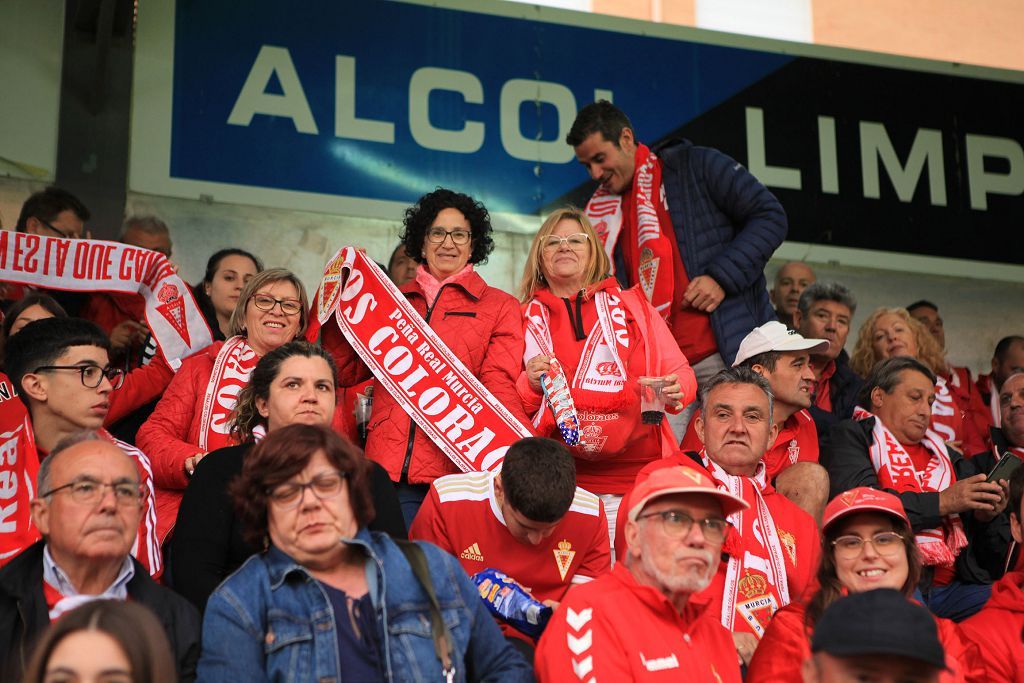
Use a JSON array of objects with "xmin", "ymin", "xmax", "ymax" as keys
[
  {"xmin": 309, "ymin": 247, "xmax": 531, "ymax": 472},
  {"xmin": 0, "ymin": 233, "xmax": 212, "ymax": 369}
]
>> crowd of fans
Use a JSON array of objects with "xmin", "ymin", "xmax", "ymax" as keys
[{"xmin": 0, "ymin": 100, "xmax": 1022, "ymax": 682}]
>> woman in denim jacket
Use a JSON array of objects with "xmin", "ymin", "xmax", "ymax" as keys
[{"xmin": 197, "ymin": 424, "xmax": 533, "ymax": 682}]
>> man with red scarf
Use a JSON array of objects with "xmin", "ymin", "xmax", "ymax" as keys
[
  {"xmin": 822, "ymin": 356, "xmax": 1010, "ymax": 621},
  {"xmin": 567, "ymin": 101, "xmax": 787, "ymax": 434}
]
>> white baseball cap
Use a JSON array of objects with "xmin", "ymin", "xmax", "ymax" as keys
[{"xmin": 732, "ymin": 321, "xmax": 829, "ymax": 367}]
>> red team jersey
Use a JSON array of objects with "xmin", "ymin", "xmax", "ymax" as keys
[
  {"xmin": 681, "ymin": 408, "xmax": 819, "ymax": 481},
  {"xmin": 410, "ymin": 470, "xmax": 611, "ymax": 631}
]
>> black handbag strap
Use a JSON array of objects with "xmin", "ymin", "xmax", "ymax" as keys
[{"xmin": 395, "ymin": 540, "xmax": 456, "ymax": 681}]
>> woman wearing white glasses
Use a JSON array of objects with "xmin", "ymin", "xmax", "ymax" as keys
[
  {"xmin": 138, "ymin": 268, "xmax": 309, "ymax": 541},
  {"xmin": 517, "ymin": 206, "xmax": 696, "ymax": 549}
]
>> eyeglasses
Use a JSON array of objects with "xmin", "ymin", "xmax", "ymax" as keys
[
  {"xmin": 542, "ymin": 233, "xmax": 590, "ymax": 252},
  {"xmin": 426, "ymin": 227, "xmax": 471, "ymax": 245},
  {"xmin": 42, "ymin": 477, "xmax": 145, "ymax": 507},
  {"xmin": 33, "ymin": 364, "xmax": 125, "ymax": 390},
  {"xmin": 267, "ymin": 471, "xmax": 347, "ymax": 509},
  {"xmin": 251, "ymin": 294, "xmax": 303, "ymax": 316},
  {"xmin": 831, "ymin": 531, "xmax": 906, "ymax": 560},
  {"xmin": 37, "ymin": 219, "xmax": 79, "ymax": 239},
  {"xmin": 636, "ymin": 509, "xmax": 731, "ymax": 544}
]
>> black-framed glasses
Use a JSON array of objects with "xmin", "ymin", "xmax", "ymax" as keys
[
  {"xmin": 542, "ymin": 233, "xmax": 590, "ymax": 252},
  {"xmin": 33, "ymin": 364, "xmax": 125, "ymax": 390},
  {"xmin": 267, "ymin": 471, "xmax": 347, "ymax": 509},
  {"xmin": 636, "ymin": 510, "xmax": 731, "ymax": 544},
  {"xmin": 42, "ymin": 477, "xmax": 145, "ymax": 507},
  {"xmin": 251, "ymin": 294, "xmax": 302, "ymax": 316},
  {"xmin": 426, "ymin": 227, "xmax": 471, "ymax": 245},
  {"xmin": 37, "ymin": 219, "xmax": 79, "ymax": 239},
  {"xmin": 831, "ymin": 531, "xmax": 906, "ymax": 560}
]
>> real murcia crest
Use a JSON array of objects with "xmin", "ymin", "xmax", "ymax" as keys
[
  {"xmin": 317, "ymin": 251, "xmax": 346, "ymax": 321},
  {"xmin": 637, "ymin": 247, "xmax": 659, "ymax": 302},
  {"xmin": 553, "ymin": 539, "xmax": 576, "ymax": 581},
  {"xmin": 787, "ymin": 439, "xmax": 800, "ymax": 464},
  {"xmin": 779, "ymin": 528, "xmax": 798, "ymax": 566}
]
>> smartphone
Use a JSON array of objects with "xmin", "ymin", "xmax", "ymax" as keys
[{"xmin": 987, "ymin": 450, "xmax": 1024, "ymax": 483}]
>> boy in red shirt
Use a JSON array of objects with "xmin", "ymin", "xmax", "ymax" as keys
[{"xmin": 410, "ymin": 437, "xmax": 610, "ymax": 654}]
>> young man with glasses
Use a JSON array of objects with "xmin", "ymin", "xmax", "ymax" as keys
[
  {"xmin": 2, "ymin": 317, "xmax": 162, "ymax": 577},
  {"xmin": 536, "ymin": 464, "xmax": 747, "ymax": 682},
  {"xmin": 0, "ymin": 432, "xmax": 200, "ymax": 682}
]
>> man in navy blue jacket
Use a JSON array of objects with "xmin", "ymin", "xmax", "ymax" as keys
[{"xmin": 568, "ymin": 101, "xmax": 787, "ymax": 430}]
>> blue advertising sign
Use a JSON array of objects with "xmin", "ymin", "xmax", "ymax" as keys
[
  {"xmin": 141, "ymin": 0, "xmax": 1023, "ymax": 265},
  {"xmin": 168, "ymin": 0, "xmax": 789, "ymax": 215}
]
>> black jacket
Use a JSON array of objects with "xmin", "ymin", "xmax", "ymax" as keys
[
  {"xmin": 171, "ymin": 442, "xmax": 408, "ymax": 612},
  {"xmin": 822, "ymin": 417, "xmax": 1010, "ymax": 586},
  {"xmin": 0, "ymin": 541, "xmax": 200, "ymax": 682},
  {"xmin": 809, "ymin": 351, "xmax": 864, "ymax": 445}
]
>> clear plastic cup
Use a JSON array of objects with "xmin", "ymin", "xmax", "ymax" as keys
[
  {"xmin": 355, "ymin": 390, "xmax": 373, "ymax": 446},
  {"xmin": 639, "ymin": 377, "xmax": 668, "ymax": 425}
]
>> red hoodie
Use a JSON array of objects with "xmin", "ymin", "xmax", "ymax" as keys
[
  {"xmin": 959, "ymin": 571, "xmax": 1024, "ymax": 682},
  {"xmin": 536, "ymin": 563, "xmax": 741, "ymax": 682}
]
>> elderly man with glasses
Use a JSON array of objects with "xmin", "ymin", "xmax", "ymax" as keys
[
  {"xmin": 536, "ymin": 464, "xmax": 747, "ymax": 681},
  {"xmin": 0, "ymin": 431, "xmax": 200, "ymax": 682},
  {"xmin": 1, "ymin": 317, "xmax": 161, "ymax": 576}
]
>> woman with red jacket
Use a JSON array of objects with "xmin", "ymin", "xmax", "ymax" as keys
[
  {"xmin": 137, "ymin": 268, "xmax": 308, "ymax": 540},
  {"xmin": 746, "ymin": 487, "xmax": 980, "ymax": 683},
  {"xmin": 517, "ymin": 206, "xmax": 696, "ymax": 549},
  {"xmin": 319, "ymin": 189, "xmax": 529, "ymax": 527}
]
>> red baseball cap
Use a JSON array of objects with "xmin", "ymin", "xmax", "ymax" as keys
[
  {"xmin": 627, "ymin": 465, "xmax": 749, "ymax": 522},
  {"xmin": 823, "ymin": 487, "xmax": 910, "ymax": 532}
]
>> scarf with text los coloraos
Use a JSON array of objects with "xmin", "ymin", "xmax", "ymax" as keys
[
  {"xmin": 197, "ymin": 336, "xmax": 259, "ymax": 452},
  {"xmin": 700, "ymin": 452, "xmax": 790, "ymax": 639},
  {"xmin": 854, "ymin": 407, "xmax": 967, "ymax": 567},
  {"xmin": 0, "ymin": 233, "xmax": 212, "ymax": 369},
  {"xmin": 584, "ymin": 143, "xmax": 676, "ymax": 320},
  {"xmin": 308, "ymin": 247, "xmax": 532, "ymax": 472}
]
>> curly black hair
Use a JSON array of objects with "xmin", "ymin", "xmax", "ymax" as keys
[{"xmin": 399, "ymin": 188, "xmax": 494, "ymax": 266}]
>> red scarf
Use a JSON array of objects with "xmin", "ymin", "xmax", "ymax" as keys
[
  {"xmin": 929, "ymin": 376, "xmax": 963, "ymax": 445},
  {"xmin": 308, "ymin": 248, "xmax": 531, "ymax": 472},
  {"xmin": 700, "ymin": 453, "xmax": 790, "ymax": 639},
  {"xmin": 585, "ymin": 144, "xmax": 676, "ymax": 321},
  {"xmin": 854, "ymin": 408, "xmax": 967, "ymax": 567},
  {"xmin": 197, "ymin": 336, "xmax": 258, "ymax": 452},
  {"xmin": 0, "ymin": 415, "xmax": 40, "ymax": 567},
  {"xmin": 0, "ymin": 233, "xmax": 212, "ymax": 369}
]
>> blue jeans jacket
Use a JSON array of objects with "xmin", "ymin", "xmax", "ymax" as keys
[{"xmin": 198, "ymin": 529, "xmax": 532, "ymax": 682}]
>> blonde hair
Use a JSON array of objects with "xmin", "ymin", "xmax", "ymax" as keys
[
  {"xmin": 518, "ymin": 206, "xmax": 611, "ymax": 302},
  {"xmin": 850, "ymin": 307, "xmax": 948, "ymax": 378},
  {"xmin": 228, "ymin": 268, "xmax": 309, "ymax": 339}
]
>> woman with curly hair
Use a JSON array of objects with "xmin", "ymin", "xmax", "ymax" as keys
[
  {"xmin": 850, "ymin": 307, "xmax": 975, "ymax": 450},
  {"xmin": 746, "ymin": 488, "xmax": 979, "ymax": 682},
  {"xmin": 320, "ymin": 188, "xmax": 530, "ymax": 525}
]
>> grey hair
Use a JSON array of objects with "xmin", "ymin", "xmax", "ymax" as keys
[
  {"xmin": 37, "ymin": 430, "xmax": 136, "ymax": 495},
  {"xmin": 857, "ymin": 356, "xmax": 937, "ymax": 409},
  {"xmin": 797, "ymin": 282, "xmax": 858, "ymax": 318},
  {"xmin": 699, "ymin": 367, "xmax": 775, "ymax": 425},
  {"xmin": 119, "ymin": 215, "xmax": 170, "ymax": 241}
]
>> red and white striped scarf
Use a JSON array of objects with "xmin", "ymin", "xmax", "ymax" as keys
[
  {"xmin": 854, "ymin": 407, "xmax": 967, "ymax": 567},
  {"xmin": 700, "ymin": 452, "xmax": 790, "ymax": 639},
  {"xmin": 585, "ymin": 144, "xmax": 675, "ymax": 320},
  {"xmin": 197, "ymin": 336, "xmax": 259, "ymax": 452}
]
